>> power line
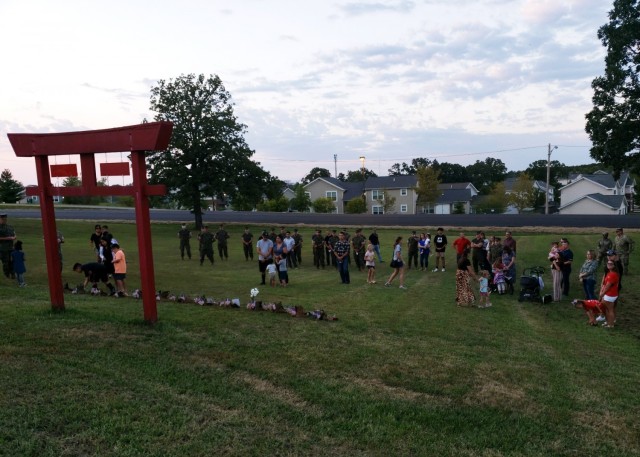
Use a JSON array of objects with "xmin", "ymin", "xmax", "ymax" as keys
[{"xmin": 257, "ymin": 144, "xmax": 592, "ymax": 164}]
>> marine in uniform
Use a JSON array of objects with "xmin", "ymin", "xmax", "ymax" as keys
[
  {"xmin": 0, "ymin": 213, "xmax": 16, "ymax": 278},
  {"xmin": 198, "ymin": 226, "xmax": 215, "ymax": 266}
]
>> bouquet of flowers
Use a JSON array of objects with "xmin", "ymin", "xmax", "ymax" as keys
[{"xmin": 250, "ymin": 288, "xmax": 259, "ymax": 300}]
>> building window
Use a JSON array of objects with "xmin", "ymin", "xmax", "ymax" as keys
[
  {"xmin": 372, "ymin": 205, "xmax": 384, "ymax": 215},
  {"xmin": 326, "ymin": 191, "xmax": 337, "ymax": 201},
  {"xmin": 304, "ymin": 191, "xmax": 311, "ymax": 198},
  {"xmin": 372, "ymin": 190, "xmax": 384, "ymax": 201},
  {"xmin": 400, "ymin": 204, "xmax": 408, "ymax": 212},
  {"xmin": 400, "ymin": 188, "xmax": 407, "ymax": 196}
]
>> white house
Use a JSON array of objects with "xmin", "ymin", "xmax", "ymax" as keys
[{"xmin": 558, "ymin": 170, "xmax": 635, "ymax": 215}]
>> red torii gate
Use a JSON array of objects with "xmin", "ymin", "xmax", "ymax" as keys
[{"xmin": 8, "ymin": 122, "xmax": 173, "ymax": 323}]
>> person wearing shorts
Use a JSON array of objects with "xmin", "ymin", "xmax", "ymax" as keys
[
  {"xmin": 111, "ymin": 243, "xmax": 127, "ymax": 297},
  {"xmin": 598, "ymin": 260, "xmax": 620, "ymax": 328},
  {"xmin": 364, "ymin": 243, "xmax": 376, "ymax": 284},
  {"xmin": 432, "ymin": 227, "xmax": 448, "ymax": 272}
]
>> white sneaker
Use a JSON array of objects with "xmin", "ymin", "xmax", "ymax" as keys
[
  {"xmin": 399, "ymin": 285, "xmax": 407, "ymax": 289},
  {"xmin": 596, "ymin": 315, "xmax": 606, "ymax": 323},
  {"xmin": 441, "ymin": 268, "xmax": 445, "ymax": 272},
  {"xmin": 432, "ymin": 268, "xmax": 438, "ymax": 272}
]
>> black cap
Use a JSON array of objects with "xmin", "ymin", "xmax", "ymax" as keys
[
  {"xmin": 607, "ymin": 250, "xmax": 616, "ymax": 256},
  {"xmin": 0, "ymin": 213, "xmax": 7, "ymax": 218}
]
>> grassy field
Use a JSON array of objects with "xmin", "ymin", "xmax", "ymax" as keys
[{"xmin": 1, "ymin": 219, "xmax": 639, "ymax": 456}]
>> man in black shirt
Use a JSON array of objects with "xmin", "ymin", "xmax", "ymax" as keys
[
  {"xmin": 432, "ymin": 227, "xmax": 448, "ymax": 272},
  {"xmin": 368, "ymin": 228, "xmax": 383, "ymax": 263}
]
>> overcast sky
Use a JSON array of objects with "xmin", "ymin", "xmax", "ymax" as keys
[{"xmin": 0, "ymin": 0, "xmax": 611, "ymax": 186}]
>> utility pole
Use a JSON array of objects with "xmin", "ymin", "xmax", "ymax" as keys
[
  {"xmin": 545, "ymin": 144, "xmax": 557, "ymax": 215},
  {"xmin": 334, "ymin": 154, "xmax": 338, "ymax": 178}
]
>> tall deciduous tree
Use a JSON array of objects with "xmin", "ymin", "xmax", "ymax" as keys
[
  {"xmin": 525, "ymin": 160, "xmax": 568, "ymax": 185},
  {"xmin": 507, "ymin": 173, "xmax": 537, "ymax": 213},
  {"xmin": 0, "ymin": 169, "xmax": 24, "ymax": 204},
  {"xmin": 432, "ymin": 161, "xmax": 469, "ymax": 183},
  {"xmin": 585, "ymin": 0, "xmax": 640, "ymax": 177},
  {"xmin": 415, "ymin": 165, "xmax": 440, "ymax": 212},
  {"xmin": 467, "ymin": 158, "xmax": 507, "ymax": 194},
  {"xmin": 475, "ymin": 182, "xmax": 508, "ymax": 214},
  {"xmin": 148, "ymin": 73, "xmax": 277, "ymax": 228}
]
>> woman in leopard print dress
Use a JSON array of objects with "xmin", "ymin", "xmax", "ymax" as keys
[{"xmin": 456, "ymin": 248, "xmax": 478, "ymax": 306}]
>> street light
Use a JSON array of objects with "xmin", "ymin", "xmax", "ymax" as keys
[
  {"xmin": 545, "ymin": 144, "xmax": 558, "ymax": 215},
  {"xmin": 359, "ymin": 156, "xmax": 365, "ymax": 176}
]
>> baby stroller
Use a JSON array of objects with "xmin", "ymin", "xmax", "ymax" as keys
[{"xmin": 518, "ymin": 266, "xmax": 545, "ymax": 302}]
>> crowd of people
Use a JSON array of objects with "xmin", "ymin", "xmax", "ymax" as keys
[{"xmin": 1, "ymin": 214, "xmax": 634, "ymax": 329}]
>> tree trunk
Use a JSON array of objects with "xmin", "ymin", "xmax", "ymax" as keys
[{"xmin": 192, "ymin": 191, "xmax": 203, "ymax": 229}]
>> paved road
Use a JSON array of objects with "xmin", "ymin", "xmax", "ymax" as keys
[{"xmin": 3, "ymin": 207, "xmax": 640, "ymax": 229}]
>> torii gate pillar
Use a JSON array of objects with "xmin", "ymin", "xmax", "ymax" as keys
[{"xmin": 8, "ymin": 122, "xmax": 173, "ymax": 323}]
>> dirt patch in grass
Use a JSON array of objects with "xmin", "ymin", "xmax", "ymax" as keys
[
  {"xmin": 464, "ymin": 374, "xmax": 527, "ymax": 410},
  {"xmin": 573, "ymin": 409, "xmax": 639, "ymax": 454},
  {"xmin": 348, "ymin": 376, "xmax": 452, "ymax": 405},
  {"xmin": 233, "ymin": 371, "xmax": 317, "ymax": 413}
]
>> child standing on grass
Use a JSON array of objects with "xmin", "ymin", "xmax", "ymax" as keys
[
  {"xmin": 364, "ymin": 243, "xmax": 376, "ymax": 284},
  {"xmin": 276, "ymin": 255, "xmax": 288, "ymax": 287},
  {"xmin": 11, "ymin": 240, "xmax": 26, "ymax": 287},
  {"xmin": 111, "ymin": 242, "xmax": 127, "ymax": 297},
  {"xmin": 266, "ymin": 261, "xmax": 277, "ymax": 287},
  {"xmin": 479, "ymin": 270, "xmax": 491, "ymax": 308}
]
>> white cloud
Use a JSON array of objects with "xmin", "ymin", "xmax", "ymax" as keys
[{"xmin": 0, "ymin": 0, "xmax": 613, "ymax": 185}]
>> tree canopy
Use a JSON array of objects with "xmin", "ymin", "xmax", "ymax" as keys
[
  {"xmin": 0, "ymin": 169, "xmax": 24, "ymax": 204},
  {"xmin": 415, "ymin": 165, "xmax": 440, "ymax": 210},
  {"xmin": 301, "ymin": 167, "xmax": 331, "ymax": 184},
  {"xmin": 388, "ymin": 158, "xmax": 432, "ymax": 176},
  {"xmin": 289, "ymin": 186, "xmax": 312, "ymax": 212},
  {"xmin": 525, "ymin": 160, "xmax": 568, "ymax": 185},
  {"xmin": 585, "ymin": 0, "xmax": 640, "ymax": 178},
  {"xmin": 507, "ymin": 173, "xmax": 537, "ymax": 213},
  {"xmin": 338, "ymin": 168, "xmax": 377, "ymax": 182},
  {"xmin": 466, "ymin": 158, "xmax": 507, "ymax": 194},
  {"xmin": 148, "ymin": 73, "xmax": 279, "ymax": 227}
]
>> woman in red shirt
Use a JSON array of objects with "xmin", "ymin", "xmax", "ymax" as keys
[{"xmin": 598, "ymin": 260, "xmax": 620, "ymax": 328}]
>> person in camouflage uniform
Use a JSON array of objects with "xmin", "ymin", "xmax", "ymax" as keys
[
  {"xmin": 351, "ymin": 228, "xmax": 366, "ymax": 271},
  {"xmin": 407, "ymin": 230, "xmax": 419, "ymax": 270},
  {"xmin": 215, "ymin": 224, "xmax": 230, "ymax": 260},
  {"xmin": 178, "ymin": 224, "xmax": 192, "ymax": 260},
  {"xmin": 292, "ymin": 228, "xmax": 303, "ymax": 266},
  {"xmin": 614, "ymin": 228, "xmax": 634, "ymax": 274},
  {"xmin": 596, "ymin": 232, "xmax": 613, "ymax": 269},
  {"xmin": 328, "ymin": 230, "xmax": 339, "ymax": 268},
  {"xmin": 198, "ymin": 225, "xmax": 215, "ymax": 266},
  {"xmin": 0, "ymin": 213, "xmax": 17, "ymax": 278},
  {"xmin": 312, "ymin": 229, "xmax": 325, "ymax": 269},
  {"xmin": 268, "ymin": 227, "xmax": 277, "ymax": 243},
  {"xmin": 241, "ymin": 226, "xmax": 253, "ymax": 261}
]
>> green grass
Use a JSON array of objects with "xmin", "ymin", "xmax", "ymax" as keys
[{"xmin": 1, "ymin": 220, "xmax": 639, "ymax": 456}]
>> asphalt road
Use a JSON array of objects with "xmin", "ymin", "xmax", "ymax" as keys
[{"xmin": 3, "ymin": 207, "xmax": 640, "ymax": 229}]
